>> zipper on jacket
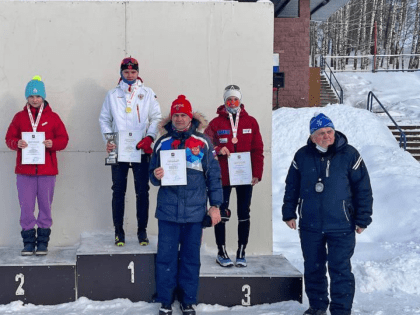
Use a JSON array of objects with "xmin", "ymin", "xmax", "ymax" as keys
[
  {"xmin": 326, "ymin": 160, "xmax": 330, "ymax": 178},
  {"xmin": 342, "ymin": 200, "xmax": 349, "ymax": 222}
]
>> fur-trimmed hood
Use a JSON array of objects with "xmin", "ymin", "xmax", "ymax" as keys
[{"xmin": 158, "ymin": 112, "xmax": 208, "ymax": 135}]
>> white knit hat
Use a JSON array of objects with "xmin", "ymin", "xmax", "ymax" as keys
[{"xmin": 223, "ymin": 85, "xmax": 242, "ymax": 102}]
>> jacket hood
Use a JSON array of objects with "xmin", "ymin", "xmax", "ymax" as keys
[
  {"xmin": 159, "ymin": 112, "xmax": 208, "ymax": 135},
  {"xmin": 307, "ymin": 130, "xmax": 348, "ymax": 154},
  {"xmin": 216, "ymin": 104, "xmax": 249, "ymax": 118}
]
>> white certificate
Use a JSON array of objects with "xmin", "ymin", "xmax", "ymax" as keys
[
  {"xmin": 118, "ymin": 131, "xmax": 142, "ymax": 163},
  {"xmin": 160, "ymin": 149, "xmax": 187, "ymax": 186},
  {"xmin": 22, "ymin": 132, "xmax": 45, "ymax": 165},
  {"xmin": 228, "ymin": 152, "xmax": 252, "ymax": 186}
]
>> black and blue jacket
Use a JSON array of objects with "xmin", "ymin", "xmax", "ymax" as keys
[
  {"xmin": 282, "ymin": 131, "xmax": 373, "ymax": 232},
  {"xmin": 149, "ymin": 114, "xmax": 223, "ymax": 223}
]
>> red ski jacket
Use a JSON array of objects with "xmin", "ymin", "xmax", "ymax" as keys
[
  {"xmin": 205, "ymin": 104, "xmax": 264, "ymax": 186},
  {"xmin": 5, "ymin": 102, "xmax": 69, "ymax": 176}
]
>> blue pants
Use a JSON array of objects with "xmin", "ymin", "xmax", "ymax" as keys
[
  {"xmin": 300, "ymin": 229, "xmax": 355, "ymax": 315},
  {"xmin": 111, "ymin": 156, "xmax": 149, "ymax": 233},
  {"xmin": 155, "ymin": 220, "xmax": 202, "ymax": 305}
]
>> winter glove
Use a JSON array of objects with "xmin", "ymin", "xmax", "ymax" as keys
[{"xmin": 136, "ymin": 136, "xmax": 154, "ymax": 155}]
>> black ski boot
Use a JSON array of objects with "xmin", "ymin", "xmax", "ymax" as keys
[
  {"xmin": 303, "ymin": 307, "xmax": 327, "ymax": 315},
  {"xmin": 36, "ymin": 228, "xmax": 51, "ymax": 256},
  {"xmin": 115, "ymin": 226, "xmax": 125, "ymax": 246},
  {"xmin": 21, "ymin": 229, "xmax": 36, "ymax": 256},
  {"xmin": 159, "ymin": 304, "xmax": 172, "ymax": 314},
  {"xmin": 180, "ymin": 304, "xmax": 196, "ymax": 315},
  {"xmin": 137, "ymin": 229, "xmax": 149, "ymax": 246}
]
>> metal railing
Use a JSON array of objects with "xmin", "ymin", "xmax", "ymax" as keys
[
  {"xmin": 367, "ymin": 91, "xmax": 406, "ymax": 150},
  {"xmin": 320, "ymin": 54, "xmax": 420, "ymax": 72},
  {"xmin": 320, "ymin": 55, "xmax": 344, "ymax": 104}
]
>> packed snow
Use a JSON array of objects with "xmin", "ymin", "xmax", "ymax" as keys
[{"xmin": 1, "ymin": 72, "xmax": 420, "ymax": 314}]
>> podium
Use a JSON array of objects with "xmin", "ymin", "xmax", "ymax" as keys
[
  {"xmin": 0, "ymin": 247, "xmax": 76, "ymax": 305},
  {"xmin": 0, "ymin": 233, "xmax": 302, "ymax": 306},
  {"xmin": 76, "ymin": 233, "xmax": 156, "ymax": 302},
  {"xmin": 198, "ymin": 255, "xmax": 302, "ymax": 306}
]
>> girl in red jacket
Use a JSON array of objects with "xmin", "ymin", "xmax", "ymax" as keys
[
  {"xmin": 5, "ymin": 76, "xmax": 69, "ymax": 256},
  {"xmin": 205, "ymin": 85, "xmax": 264, "ymax": 268}
]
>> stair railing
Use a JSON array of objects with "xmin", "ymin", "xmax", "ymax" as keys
[
  {"xmin": 320, "ymin": 55, "xmax": 344, "ymax": 104},
  {"xmin": 367, "ymin": 91, "xmax": 406, "ymax": 150}
]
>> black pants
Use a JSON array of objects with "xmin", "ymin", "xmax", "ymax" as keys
[
  {"xmin": 111, "ymin": 156, "xmax": 150, "ymax": 234},
  {"xmin": 300, "ymin": 229, "xmax": 356, "ymax": 315},
  {"xmin": 214, "ymin": 185, "xmax": 253, "ymax": 250}
]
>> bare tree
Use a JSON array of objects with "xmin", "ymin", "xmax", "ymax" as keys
[
  {"xmin": 376, "ymin": 0, "xmax": 385, "ymax": 70},
  {"xmin": 409, "ymin": 0, "xmax": 420, "ymax": 68},
  {"xmin": 310, "ymin": 0, "xmax": 420, "ymax": 71},
  {"xmin": 394, "ymin": 0, "xmax": 409, "ymax": 69},
  {"xmin": 364, "ymin": 0, "xmax": 378, "ymax": 69}
]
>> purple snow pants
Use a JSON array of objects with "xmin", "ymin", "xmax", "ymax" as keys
[{"xmin": 17, "ymin": 175, "xmax": 56, "ymax": 231}]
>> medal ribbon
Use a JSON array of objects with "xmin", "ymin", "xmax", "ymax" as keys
[
  {"xmin": 26, "ymin": 103, "xmax": 44, "ymax": 132},
  {"xmin": 125, "ymin": 81, "xmax": 140, "ymax": 113},
  {"xmin": 228, "ymin": 108, "xmax": 241, "ymax": 140}
]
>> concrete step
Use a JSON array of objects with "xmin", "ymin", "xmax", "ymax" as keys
[
  {"xmin": 405, "ymin": 141, "xmax": 420, "ymax": 147},
  {"xmin": 388, "ymin": 126, "xmax": 420, "ymax": 161},
  {"xmin": 388, "ymin": 125, "xmax": 420, "ymax": 130},
  {"xmin": 392, "ymin": 130, "xmax": 420, "ymax": 135},
  {"xmin": 405, "ymin": 148, "xmax": 420, "ymax": 154}
]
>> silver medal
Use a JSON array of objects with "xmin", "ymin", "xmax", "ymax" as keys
[{"xmin": 315, "ymin": 182, "xmax": 324, "ymax": 193}]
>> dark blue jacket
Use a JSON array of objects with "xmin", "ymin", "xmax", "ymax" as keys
[
  {"xmin": 282, "ymin": 131, "xmax": 373, "ymax": 232},
  {"xmin": 149, "ymin": 115, "xmax": 223, "ymax": 223}
]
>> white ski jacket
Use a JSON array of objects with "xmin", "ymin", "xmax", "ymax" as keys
[{"xmin": 99, "ymin": 80, "xmax": 162, "ymax": 145}]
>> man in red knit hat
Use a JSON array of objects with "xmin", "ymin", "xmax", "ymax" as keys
[
  {"xmin": 205, "ymin": 85, "xmax": 264, "ymax": 268},
  {"xmin": 150, "ymin": 95, "xmax": 223, "ymax": 315}
]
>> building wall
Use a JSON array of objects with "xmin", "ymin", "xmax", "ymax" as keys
[
  {"xmin": 0, "ymin": 1, "xmax": 274, "ymax": 255},
  {"xmin": 309, "ymin": 67, "xmax": 321, "ymax": 107},
  {"xmin": 273, "ymin": 0, "xmax": 310, "ymax": 108}
]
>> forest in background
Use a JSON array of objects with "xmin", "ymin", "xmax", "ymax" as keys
[{"xmin": 311, "ymin": 0, "xmax": 420, "ymax": 71}]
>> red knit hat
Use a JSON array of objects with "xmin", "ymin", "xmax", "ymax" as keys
[{"xmin": 171, "ymin": 95, "xmax": 193, "ymax": 119}]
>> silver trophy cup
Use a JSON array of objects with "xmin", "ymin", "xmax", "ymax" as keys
[{"xmin": 104, "ymin": 133, "xmax": 118, "ymax": 165}]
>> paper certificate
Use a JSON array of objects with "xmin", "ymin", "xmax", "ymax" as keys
[
  {"xmin": 118, "ymin": 131, "xmax": 142, "ymax": 163},
  {"xmin": 228, "ymin": 152, "xmax": 252, "ymax": 186},
  {"xmin": 160, "ymin": 149, "xmax": 187, "ymax": 186},
  {"xmin": 22, "ymin": 132, "xmax": 45, "ymax": 165}
]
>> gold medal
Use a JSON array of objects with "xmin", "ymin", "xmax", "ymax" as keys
[{"xmin": 126, "ymin": 107, "xmax": 132, "ymax": 113}]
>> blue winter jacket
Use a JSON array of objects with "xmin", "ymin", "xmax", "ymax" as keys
[
  {"xmin": 282, "ymin": 131, "xmax": 373, "ymax": 232},
  {"xmin": 149, "ymin": 115, "xmax": 223, "ymax": 223}
]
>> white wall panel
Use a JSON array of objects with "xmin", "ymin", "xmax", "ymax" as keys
[{"xmin": 0, "ymin": 1, "xmax": 273, "ymax": 254}]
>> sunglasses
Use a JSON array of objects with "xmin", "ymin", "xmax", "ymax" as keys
[
  {"xmin": 121, "ymin": 58, "xmax": 138, "ymax": 65},
  {"xmin": 224, "ymin": 84, "xmax": 240, "ymax": 91}
]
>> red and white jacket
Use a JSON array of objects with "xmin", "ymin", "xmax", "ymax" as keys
[
  {"xmin": 5, "ymin": 102, "xmax": 69, "ymax": 176},
  {"xmin": 205, "ymin": 104, "xmax": 264, "ymax": 186}
]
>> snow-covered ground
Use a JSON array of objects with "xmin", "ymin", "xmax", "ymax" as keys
[{"xmin": 2, "ymin": 72, "xmax": 420, "ymax": 314}]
